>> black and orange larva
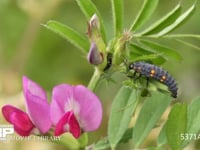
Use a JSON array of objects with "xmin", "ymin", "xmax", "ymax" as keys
[
  {"xmin": 104, "ymin": 52, "xmax": 113, "ymax": 71},
  {"xmin": 128, "ymin": 61, "xmax": 178, "ymax": 98}
]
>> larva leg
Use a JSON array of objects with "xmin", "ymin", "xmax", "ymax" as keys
[
  {"xmin": 134, "ymin": 73, "xmax": 142, "ymax": 81},
  {"xmin": 146, "ymin": 77, "xmax": 149, "ymax": 88}
]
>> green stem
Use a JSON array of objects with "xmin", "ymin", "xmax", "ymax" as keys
[
  {"xmin": 111, "ymin": 147, "xmax": 116, "ymax": 150},
  {"xmin": 87, "ymin": 68, "xmax": 102, "ymax": 91}
]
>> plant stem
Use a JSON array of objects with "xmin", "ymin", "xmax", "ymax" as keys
[
  {"xmin": 87, "ymin": 68, "xmax": 102, "ymax": 91},
  {"xmin": 111, "ymin": 147, "xmax": 116, "ymax": 150}
]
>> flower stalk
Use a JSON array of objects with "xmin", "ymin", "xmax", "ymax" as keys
[{"xmin": 87, "ymin": 68, "xmax": 102, "ymax": 91}]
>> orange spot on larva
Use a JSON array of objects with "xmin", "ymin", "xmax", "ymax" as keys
[{"xmin": 150, "ymin": 69, "xmax": 155, "ymax": 74}]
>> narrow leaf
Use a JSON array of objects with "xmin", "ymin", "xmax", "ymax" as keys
[
  {"xmin": 111, "ymin": 0, "xmax": 123, "ymax": 36},
  {"xmin": 182, "ymin": 96, "xmax": 200, "ymax": 147},
  {"xmin": 93, "ymin": 137, "xmax": 110, "ymax": 150},
  {"xmin": 187, "ymin": 96, "xmax": 200, "ymax": 133},
  {"xmin": 129, "ymin": 43, "xmax": 155, "ymax": 55},
  {"xmin": 147, "ymin": 147, "xmax": 166, "ymax": 150},
  {"xmin": 164, "ymin": 34, "xmax": 200, "ymax": 39},
  {"xmin": 141, "ymin": 3, "xmax": 181, "ymax": 35},
  {"xmin": 133, "ymin": 92, "xmax": 171, "ymax": 147},
  {"xmin": 76, "ymin": 0, "xmax": 107, "ymax": 43},
  {"xmin": 156, "ymin": 3, "xmax": 196, "ymax": 36},
  {"xmin": 130, "ymin": 0, "xmax": 159, "ymax": 31},
  {"xmin": 129, "ymin": 43, "xmax": 166, "ymax": 65},
  {"xmin": 44, "ymin": 20, "xmax": 89, "ymax": 53},
  {"xmin": 176, "ymin": 39, "xmax": 200, "ymax": 51},
  {"xmin": 93, "ymin": 128, "xmax": 134, "ymax": 150},
  {"xmin": 157, "ymin": 123, "xmax": 167, "ymax": 146},
  {"xmin": 120, "ymin": 128, "xmax": 134, "ymax": 143},
  {"xmin": 108, "ymin": 86, "xmax": 139, "ymax": 149},
  {"xmin": 166, "ymin": 103, "xmax": 187, "ymax": 150},
  {"xmin": 140, "ymin": 39, "xmax": 182, "ymax": 62},
  {"xmin": 132, "ymin": 53, "xmax": 163, "ymax": 62}
]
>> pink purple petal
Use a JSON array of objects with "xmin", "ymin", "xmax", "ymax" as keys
[
  {"xmin": 87, "ymin": 42, "xmax": 103, "ymax": 65},
  {"xmin": 22, "ymin": 76, "xmax": 52, "ymax": 133},
  {"xmin": 2, "ymin": 105, "xmax": 35, "ymax": 136},
  {"xmin": 23, "ymin": 76, "xmax": 47, "ymax": 100},
  {"xmin": 50, "ymin": 84, "xmax": 74, "ymax": 125},
  {"xmin": 55, "ymin": 111, "xmax": 81, "ymax": 138},
  {"xmin": 50, "ymin": 84, "xmax": 102, "ymax": 133},
  {"xmin": 73, "ymin": 85, "xmax": 102, "ymax": 131}
]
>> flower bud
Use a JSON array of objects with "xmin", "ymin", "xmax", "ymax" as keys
[
  {"xmin": 88, "ymin": 14, "xmax": 100, "ymax": 38},
  {"xmin": 87, "ymin": 42, "xmax": 103, "ymax": 65},
  {"xmin": 89, "ymin": 14, "xmax": 99, "ymax": 30}
]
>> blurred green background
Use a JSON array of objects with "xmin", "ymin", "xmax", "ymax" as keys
[{"xmin": 0, "ymin": 0, "xmax": 200, "ymax": 149}]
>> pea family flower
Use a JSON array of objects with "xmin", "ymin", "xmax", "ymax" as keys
[
  {"xmin": 50, "ymin": 84, "xmax": 102, "ymax": 138},
  {"xmin": 87, "ymin": 42, "xmax": 103, "ymax": 65},
  {"xmin": 2, "ymin": 76, "xmax": 52, "ymax": 136}
]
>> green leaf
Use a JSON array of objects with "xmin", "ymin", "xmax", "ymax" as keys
[
  {"xmin": 187, "ymin": 96, "xmax": 200, "ymax": 133},
  {"xmin": 44, "ymin": 20, "xmax": 90, "ymax": 53},
  {"xmin": 157, "ymin": 123, "xmax": 167, "ymax": 147},
  {"xmin": 164, "ymin": 34, "xmax": 200, "ymax": 39},
  {"xmin": 182, "ymin": 96, "xmax": 200, "ymax": 147},
  {"xmin": 93, "ymin": 137, "xmax": 110, "ymax": 150},
  {"xmin": 133, "ymin": 92, "xmax": 171, "ymax": 147},
  {"xmin": 132, "ymin": 53, "xmax": 164, "ymax": 62},
  {"xmin": 166, "ymin": 103, "xmax": 187, "ymax": 150},
  {"xmin": 108, "ymin": 86, "xmax": 139, "ymax": 149},
  {"xmin": 93, "ymin": 128, "xmax": 134, "ymax": 150},
  {"xmin": 129, "ymin": 43, "xmax": 166, "ymax": 65},
  {"xmin": 111, "ymin": 0, "xmax": 123, "ymax": 36},
  {"xmin": 130, "ymin": 0, "xmax": 159, "ymax": 31},
  {"xmin": 155, "ymin": 3, "xmax": 196, "ymax": 36},
  {"xmin": 176, "ymin": 39, "xmax": 200, "ymax": 51},
  {"xmin": 141, "ymin": 3, "xmax": 181, "ymax": 35},
  {"xmin": 76, "ymin": 0, "xmax": 107, "ymax": 43},
  {"xmin": 120, "ymin": 127, "xmax": 134, "ymax": 143},
  {"xmin": 147, "ymin": 147, "xmax": 166, "ymax": 150},
  {"xmin": 140, "ymin": 39, "xmax": 182, "ymax": 62}
]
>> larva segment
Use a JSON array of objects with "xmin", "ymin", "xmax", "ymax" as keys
[{"xmin": 129, "ymin": 61, "xmax": 178, "ymax": 98}]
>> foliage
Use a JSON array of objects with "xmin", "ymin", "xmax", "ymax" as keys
[{"xmin": 42, "ymin": 0, "xmax": 200, "ymax": 149}]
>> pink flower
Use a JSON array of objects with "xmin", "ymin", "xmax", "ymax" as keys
[
  {"xmin": 50, "ymin": 84, "xmax": 102, "ymax": 138},
  {"xmin": 2, "ymin": 76, "xmax": 52, "ymax": 136}
]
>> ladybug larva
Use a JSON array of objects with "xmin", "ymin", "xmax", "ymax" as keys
[
  {"xmin": 128, "ymin": 61, "xmax": 178, "ymax": 98},
  {"xmin": 104, "ymin": 52, "xmax": 113, "ymax": 71}
]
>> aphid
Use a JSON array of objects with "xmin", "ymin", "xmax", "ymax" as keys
[
  {"xmin": 104, "ymin": 52, "xmax": 113, "ymax": 71},
  {"xmin": 128, "ymin": 61, "xmax": 178, "ymax": 98}
]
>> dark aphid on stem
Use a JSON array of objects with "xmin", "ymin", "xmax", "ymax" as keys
[
  {"xmin": 128, "ymin": 61, "xmax": 178, "ymax": 98},
  {"xmin": 104, "ymin": 52, "xmax": 113, "ymax": 71}
]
